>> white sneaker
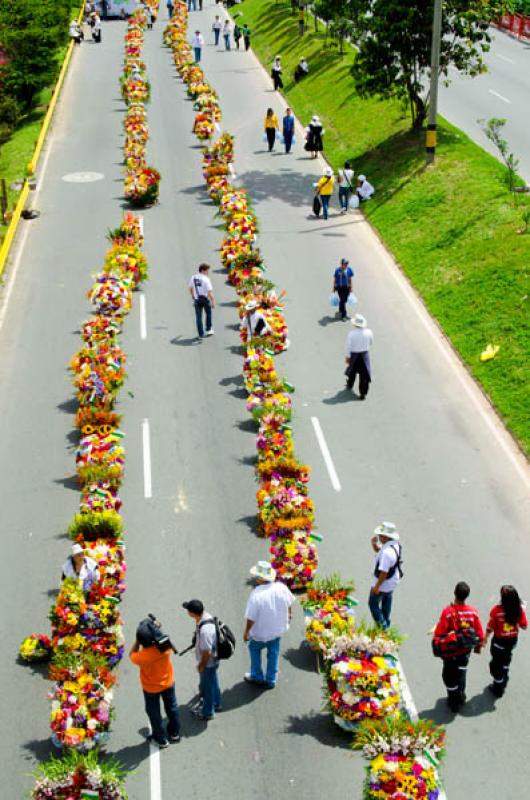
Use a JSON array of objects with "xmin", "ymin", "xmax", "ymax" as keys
[{"xmin": 205, "ymin": 329, "xmax": 214, "ymax": 336}]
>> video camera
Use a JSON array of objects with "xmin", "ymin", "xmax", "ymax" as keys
[{"xmin": 136, "ymin": 614, "xmax": 176, "ymax": 653}]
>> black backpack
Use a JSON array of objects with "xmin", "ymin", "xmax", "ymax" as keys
[
  {"xmin": 374, "ymin": 543, "xmax": 404, "ymax": 581},
  {"xmin": 198, "ymin": 617, "xmax": 236, "ymax": 661}
]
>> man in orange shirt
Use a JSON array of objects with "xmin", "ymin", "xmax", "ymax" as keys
[{"xmin": 129, "ymin": 628, "xmax": 181, "ymax": 748}]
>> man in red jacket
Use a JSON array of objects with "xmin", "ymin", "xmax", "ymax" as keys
[{"xmin": 433, "ymin": 581, "xmax": 484, "ymax": 712}]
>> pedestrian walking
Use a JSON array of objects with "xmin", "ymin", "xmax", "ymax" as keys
[
  {"xmin": 188, "ymin": 263, "xmax": 215, "ymax": 338},
  {"xmin": 298, "ymin": 5, "xmax": 305, "ymax": 35},
  {"xmin": 243, "ymin": 561, "xmax": 294, "ymax": 689},
  {"xmin": 166, "ymin": 0, "xmax": 174, "ymax": 18},
  {"xmin": 304, "ymin": 115, "xmax": 324, "ymax": 158},
  {"xmin": 333, "ymin": 258, "xmax": 354, "ymax": 321},
  {"xmin": 212, "ymin": 15, "xmax": 222, "ymax": 46},
  {"xmin": 432, "ymin": 582, "xmax": 484, "ymax": 712},
  {"xmin": 198, "ymin": 0, "xmax": 203, "ymax": 9},
  {"xmin": 183, "ymin": 599, "xmax": 222, "ymax": 721},
  {"xmin": 485, "ymin": 585, "xmax": 527, "ymax": 697},
  {"xmin": 313, "ymin": 166, "xmax": 334, "ymax": 220},
  {"xmin": 264, "ymin": 108, "xmax": 280, "ymax": 152},
  {"xmin": 368, "ymin": 522, "xmax": 402, "ymax": 629},
  {"xmin": 129, "ymin": 620, "xmax": 181, "ymax": 748},
  {"xmin": 91, "ymin": 12, "xmax": 102, "ymax": 43},
  {"xmin": 145, "ymin": 5, "xmax": 154, "ymax": 29},
  {"xmin": 190, "ymin": 30, "xmax": 204, "ymax": 63},
  {"xmin": 242, "ymin": 23, "xmax": 251, "ymax": 51},
  {"xmin": 222, "ymin": 20, "xmax": 231, "ymax": 50},
  {"xmin": 233, "ymin": 22, "xmax": 242, "ymax": 49},
  {"xmin": 271, "ymin": 56, "xmax": 283, "ymax": 90},
  {"xmin": 345, "ymin": 313, "xmax": 373, "ymax": 397},
  {"xmin": 282, "ymin": 107, "xmax": 295, "ymax": 154},
  {"xmin": 337, "ymin": 161, "xmax": 355, "ymax": 213}
]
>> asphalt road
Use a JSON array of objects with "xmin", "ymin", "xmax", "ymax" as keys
[
  {"xmin": 1, "ymin": 6, "xmax": 530, "ymax": 800},
  {"xmin": 440, "ymin": 28, "xmax": 530, "ymax": 182}
]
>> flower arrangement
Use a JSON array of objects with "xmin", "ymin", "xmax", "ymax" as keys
[
  {"xmin": 227, "ymin": 212, "xmax": 258, "ymax": 242},
  {"xmin": 247, "ymin": 392, "xmax": 292, "ymax": 423},
  {"xmin": 104, "ymin": 244, "xmax": 148, "ymax": 287},
  {"xmin": 220, "ymin": 236, "xmax": 254, "ymax": 270},
  {"xmin": 68, "ymin": 511, "xmax": 124, "ymax": 543},
  {"xmin": 81, "ymin": 316, "xmax": 121, "ymax": 346},
  {"xmin": 80, "ymin": 482, "xmax": 122, "ymax": 516},
  {"xmin": 256, "ymin": 416, "xmax": 294, "ymax": 462},
  {"xmin": 325, "ymin": 622, "xmax": 405, "ymax": 663},
  {"xmin": 88, "ymin": 274, "xmax": 133, "ymax": 319},
  {"xmin": 124, "ymin": 166, "xmax": 161, "ymax": 207},
  {"xmin": 70, "ymin": 343, "xmax": 127, "ymax": 408},
  {"xmin": 31, "ymin": 750, "xmax": 128, "ymax": 800},
  {"xmin": 256, "ymin": 473, "xmax": 314, "ymax": 534},
  {"xmin": 326, "ymin": 652, "xmax": 402, "ymax": 729},
  {"xmin": 121, "ymin": 76, "xmax": 151, "ymax": 105},
  {"xmin": 19, "ymin": 633, "xmax": 53, "ymax": 663},
  {"xmin": 354, "ymin": 716, "xmax": 446, "ymax": 760},
  {"xmin": 256, "ymin": 456, "xmax": 310, "ymax": 482},
  {"xmin": 76, "ymin": 429, "xmax": 125, "ymax": 488},
  {"xmin": 269, "ymin": 526, "xmax": 318, "ymax": 588},
  {"xmin": 193, "ymin": 112, "xmax": 215, "ymax": 141},
  {"xmin": 107, "ymin": 211, "xmax": 144, "ymax": 248},
  {"xmin": 203, "ymin": 131, "xmax": 234, "ymax": 164}
]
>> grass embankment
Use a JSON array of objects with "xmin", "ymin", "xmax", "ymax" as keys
[{"xmin": 234, "ymin": 0, "xmax": 530, "ymax": 456}]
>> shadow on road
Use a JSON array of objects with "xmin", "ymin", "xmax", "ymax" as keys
[
  {"xmin": 322, "ymin": 388, "xmax": 356, "ymax": 405},
  {"xmin": 110, "ymin": 736, "xmax": 150, "ymax": 770},
  {"xmin": 235, "ymin": 418, "xmax": 256, "ymax": 434},
  {"xmin": 170, "ymin": 335, "xmax": 201, "ymax": 346},
  {"xmin": 54, "ymin": 474, "xmax": 79, "ymax": 491},
  {"xmin": 284, "ymin": 712, "xmax": 351, "ymax": 749},
  {"xmin": 57, "ymin": 398, "xmax": 78, "ymax": 414},
  {"xmin": 22, "ymin": 737, "xmax": 54, "ymax": 763},
  {"xmin": 418, "ymin": 689, "xmax": 498, "ymax": 724},
  {"xmin": 219, "ymin": 373, "xmax": 244, "ymax": 388},
  {"xmin": 318, "ymin": 314, "xmax": 342, "ymax": 327},
  {"xmin": 283, "ymin": 642, "xmax": 318, "ymax": 674}
]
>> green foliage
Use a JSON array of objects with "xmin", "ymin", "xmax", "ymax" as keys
[
  {"xmin": 31, "ymin": 750, "xmax": 128, "ymax": 797},
  {"xmin": 348, "ymin": 0, "xmax": 506, "ymax": 128},
  {"xmin": 353, "ymin": 714, "xmax": 447, "ymax": 758},
  {"xmin": 51, "ymin": 650, "xmax": 110, "ymax": 674},
  {"xmin": 0, "ymin": 0, "xmax": 75, "ymax": 108},
  {"xmin": 478, "ymin": 117, "xmax": 521, "ymax": 194},
  {"xmin": 508, "ymin": 0, "xmax": 530, "ymax": 12},
  {"xmin": 0, "ymin": 95, "xmax": 21, "ymax": 145},
  {"xmin": 67, "ymin": 511, "xmax": 123, "ymax": 541},
  {"xmin": 310, "ymin": 572, "xmax": 356, "ymax": 595}
]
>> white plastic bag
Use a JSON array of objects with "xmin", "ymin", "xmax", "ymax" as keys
[{"xmin": 349, "ymin": 194, "xmax": 360, "ymax": 209}]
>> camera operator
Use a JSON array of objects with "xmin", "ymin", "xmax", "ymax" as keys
[{"xmin": 129, "ymin": 616, "xmax": 181, "ymax": 748}]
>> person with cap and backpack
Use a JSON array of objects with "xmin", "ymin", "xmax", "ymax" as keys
[
  {"xmin": 183, "ymin": 599, "xmax": 235, "ymax": 721},
  {"xmin": 432, "ymin": 582, "xmax": 484, "ymax": 712},
  {"xmin": 368, "ymin": 522, "xmax": 403, "ymax": 630},
  {"xmin": 243, "ymin": 561, "xmax": 294, "ymax": 689}
]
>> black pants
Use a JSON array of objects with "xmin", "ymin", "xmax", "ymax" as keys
[
  {"xmin": 490, "ymin": 636, "xmax": 517, "ymax": 694},
  {"xmin": 442, "ymin": 652, "xmax": 470, "ymax": 707},
  {"xmin": 265, "ymin": 128, "xmax": 276, "ymax": 152},
  {"xmin": 244, "ymin": 35, "xmax": 250, "ymax": 50},
  {"xmin": 346, "ymin": 353, "xmax": 370, "ymax": 397},
  {"xmin": 336, "ymin": 286, "xmax": 350, "ymax": 319},
  {"xmin": 272, "ymin": 72, "xmax": 283, "ymax": 90}
]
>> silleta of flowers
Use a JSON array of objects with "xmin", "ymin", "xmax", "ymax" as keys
[
  {"xmin": 21, "ymin": 200, "xmax": 146, "ymax": 794},
  {"xmin": 122, "ymin": 10, "xmax": 160, "ymax": 207}
]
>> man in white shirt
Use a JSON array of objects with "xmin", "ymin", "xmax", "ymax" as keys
[
  {"xmin": 345, "ymin": 314, "xmax": 373, "ymax": 399},
  {"xmin": 368, "ymin": 522, "xmax": 402, "ymax": 630},
  {"xmin": 356, "ymin": 174, "xmax": 375, "ymax": 201},
  {"xmin": 188, "ymin": 263, "xmax": 215, "ymax": 339},
  {"xmin": 243, "ymin": 561, "xmax": 294, "ymax": 689},
  {"xmin": 212, "ymin": 15, "xmax": 222, "ymax": 46},
  {"xmin": 242, "ymin": 299, "xmax": 271, "ymax": 339},
  {"xmin": 190, "ymin": 30, "xmax": 204, "ymax": 62}
]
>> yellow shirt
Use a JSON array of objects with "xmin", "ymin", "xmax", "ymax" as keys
[
  {"xmin": 316, "ymin": 175, "xmax": 335, "ymax": 196},
  {"xmin": 264, "ymin": 113, "xmax": 279, "ymax": 130}
]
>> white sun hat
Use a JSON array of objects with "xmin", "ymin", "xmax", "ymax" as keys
[
  {"xmin": 374, "ymin": 521, "xmax": 400, "ymax": 541},
  {"xmin": 245, "ymin": 300, "xmax": 258, "ymax": 311},
  {"xmin": 72, "ymin": 543, "xmax": 84, "ymax": 556},
  {"xmin": 352, "ymin": 313, "xmax": 367, "ymax": 328},
  {"xmin": 249, "ymin": 560, "xmax": 276, "ymax": 582}
]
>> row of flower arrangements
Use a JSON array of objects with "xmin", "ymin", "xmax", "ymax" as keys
[
  {"xmin": 122, "ymin": 8, "xmax": 161, "ymax": 207},
  {"xmin": 164, "ymin": 4, "xmax": 448, "ymax": 798},
  {"xmin": 19, "ymin": 7, "xmax": 159, "ymax": 796}
]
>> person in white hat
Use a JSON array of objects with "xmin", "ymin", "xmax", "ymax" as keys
[
  {"xmin": 313, "ymin": 166, "xmax": 334, "ymax": 220},
  {"xmin": 243, "ymin": 299, "xmax": 271, "ymax": 339},
  {"xmin": 271, "ymin": 55, "xmax": 283, "ymax": 90},
  {"xmin": 369, "ymin": 522, "xmax": 403, "ymax": 629},
  {"xmin": 293, "ymin": 56, "xmax": 309, "ymax": 82},
  {"xmin": 243, "ymin": 561, "xmax": 294, "ymax": 688},
  {"xmin": 304, "ymin": 115, "xmax": 324, "ymax": 159},
  {"xmin": 344, "ymin": 314, "xmax": 373, "ymax": 398},
  {"xmin": 61, "ymin": 543, "xmax": 99, "ymax": 587},
  {"xmin": 356, "ymin": 174, "xmax": 375, "ymax": 202}
]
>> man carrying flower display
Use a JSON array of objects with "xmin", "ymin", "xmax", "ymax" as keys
[
  {"xmin": 369, "ymin": 522, "xmax": 402, "ymax": 630},
  {"xmin": 243, "ymin": 561, "xmax": 294, "ymax": 689},
  {"xmin": 433, "ymin": 581, "xmax": 484, "ymax": 712}
]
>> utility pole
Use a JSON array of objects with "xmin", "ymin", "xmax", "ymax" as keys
[{"xmin": 426, "ymin": 0, "xmax": 443, "ymax": 164}]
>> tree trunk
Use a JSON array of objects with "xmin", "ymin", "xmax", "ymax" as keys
[{"xmin": 410, "ymin": 91, "xmax": 427, "ymax": 130}]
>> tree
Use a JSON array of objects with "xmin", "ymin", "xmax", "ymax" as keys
[
  {"xmin": 479, "ymin": 117, "xmax": 520, "ymax": 194},
  {"xmin": 0, "ymin": 0, "xmax": 73, "ymax": 108},
  {"xmin": 347, "ymin": 0, "xmax": 506, "ymax": 129}
]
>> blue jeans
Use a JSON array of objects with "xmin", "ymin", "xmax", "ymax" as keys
[
  {"xmin": 339, "ymin": 186, "xmax": 351, "ymax": 210},
  {"xmin": 368, "ymin": 590, "xmax": 393, "ymax": 629},
  {"xmin": 199, "ymin": 664, "xmax": 221, "ymax": 717},
  {"xmin": 187, "ymin": 0, "xmax": 196, "ymax": 9},
  {"xmin": 193, "ymin": 46, "xmax": 201, "ymax": 63},
  {"xmin": 224, "ymin": 33, "xmax": 231, "ymax": 50},
  {"xmin": 194, "ymin": 298, "xmax": 211, "ymax": 337},
  {"xmin": 143, "ymin": 684, "xmax": 180, "ymax": 744},
  {"xmin": 321, "ymin": 195, "xmax": 330, "ymax": 220},
  {"xmin": 283, "ymin": 131, "xmax": 293, "ymax": 153},
  {"xmin": 248, "ymin": 637, "xmax": 281, "ymax": 686},
  {"xmin": 214, "ymin": 29, "xmax": 220, "ymax": 45}
]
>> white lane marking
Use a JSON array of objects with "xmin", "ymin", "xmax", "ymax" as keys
[
  {"xmin": 311, "ymin": 416, "xmax": 341, "ymax": 492},
  {"xmin": 61, "ymin": 171, "xmax": 104, "ymax": 182},
  {"xmin": 139, "ymin": 293, "xmax": 147, "ymax": 340},
  {"xmin": 489, "ymin": 89, "xmax": 511, "ymax": 104},
  {"xmin": 149, "ymin": 739, "xmax": 162, "ymax": 800},
  {"xmin": 397, "ymin": 660, "xmax": 447, "ymax": 800},
  {"xmin": 142, "ymin": 418, "xmax": 153, "ymax": 498},
  {"xmin": 0, "ymin": 137, "xmax": 55, "ymax": 334},
  {"xmin": 495, "ymin": 53, "xmax": 515, "ymax": 64}
]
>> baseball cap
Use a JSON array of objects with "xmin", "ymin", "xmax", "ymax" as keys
[{"xmin": 182, "ymin": 599, "xmax": 204, "ymax": 615}]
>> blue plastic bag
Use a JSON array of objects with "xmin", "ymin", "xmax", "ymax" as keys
[{"xmin": 329, "ymin": 294, "xmax": 339, "ymax": 307}]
